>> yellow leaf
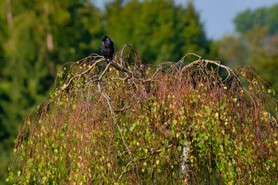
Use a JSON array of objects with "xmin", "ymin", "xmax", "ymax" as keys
[{"xmin": 156, "ymin": 160, "xmax": 160, "ymax": 165}]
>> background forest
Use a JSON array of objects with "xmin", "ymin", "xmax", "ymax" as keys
[{"xmin": 0, "ymin": 0, "xmax": 278, "ymax": 183}]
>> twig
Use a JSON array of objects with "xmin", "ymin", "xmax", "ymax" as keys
[
  {"xmin": 118, "ymin": 160, "xmax": 135, "ymax": 181},
  {"xmin": 97, "ymin": 79, "xmax": 139, "ymax": 179},
  {"xmin": 98, "ymin": 62, "xmax": 112, "ymax": 80},
  {"xmin": 55, "ymin": 58, "xmax": 105, "ymax": 96}
]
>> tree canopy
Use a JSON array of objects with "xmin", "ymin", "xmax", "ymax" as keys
[
  {"xmin": 7, "ymin": 47, "xmax": 278, "ymax": 184},
  {"xmin": 105, "ymin": 0, "xmax": 214, "ymax": 64},
  {"xmin": 234, "ymin": 3, "xmax": 278, "ymax": 35},
  {"xmin": 220, "ymin": 3, "xmax": 278, "ymax": 98}
]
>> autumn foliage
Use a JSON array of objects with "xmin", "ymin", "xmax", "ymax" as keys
[{"xmin": 8, "ymin": 46, "xmax": 277, "ymax": 184}]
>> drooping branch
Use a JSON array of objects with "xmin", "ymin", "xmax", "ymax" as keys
[{"xmin": 10, "ymin": 45, "xmax": 278, "ymax": 184}]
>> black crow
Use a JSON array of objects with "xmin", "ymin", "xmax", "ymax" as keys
[{"xmin": 101, "ymin": 36, "xmax": 115, "ymax": 61}]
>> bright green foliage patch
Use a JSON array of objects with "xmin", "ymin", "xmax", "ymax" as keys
[{"xmin": 8, "ymin": 46, "xmax": 277, "ymax": 184}]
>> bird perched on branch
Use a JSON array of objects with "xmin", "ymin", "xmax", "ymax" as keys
[{"xmin": 101, "ymin": 36, "xmax": 115, "ymax": 61}]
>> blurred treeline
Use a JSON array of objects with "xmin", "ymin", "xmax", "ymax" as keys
[
  {"xmin": 220, "ymin": 3, "xmax": 278, "ymax": 92},
  {"xmin": 0, "ymin": 0, "xmax": 277, "ymax": 183}
]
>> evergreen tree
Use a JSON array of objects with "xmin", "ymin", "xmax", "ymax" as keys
[
  {"xmin": 182, "ymin": 1, "xmax": 210, "ymax": 57},
  {"xmin": 105, "ymin": 0, "xmax": 214, "ymax": 64}
]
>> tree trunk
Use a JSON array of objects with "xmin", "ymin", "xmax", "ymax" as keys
[
  {"xmin": 6, "ymin": 0, "xmax": 13, "ymax": 29},
  {"xmin": 43, "ymin": 3, "xmax": 54, "ymax": 51},
  {"xmin": 180, "ymin": 140, "xmax": 191, "ymax": 184}
]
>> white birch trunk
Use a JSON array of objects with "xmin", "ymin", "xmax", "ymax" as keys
[{"xmin": 180, "ymin": 140, "xmax": 191, "ymax": 184}]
